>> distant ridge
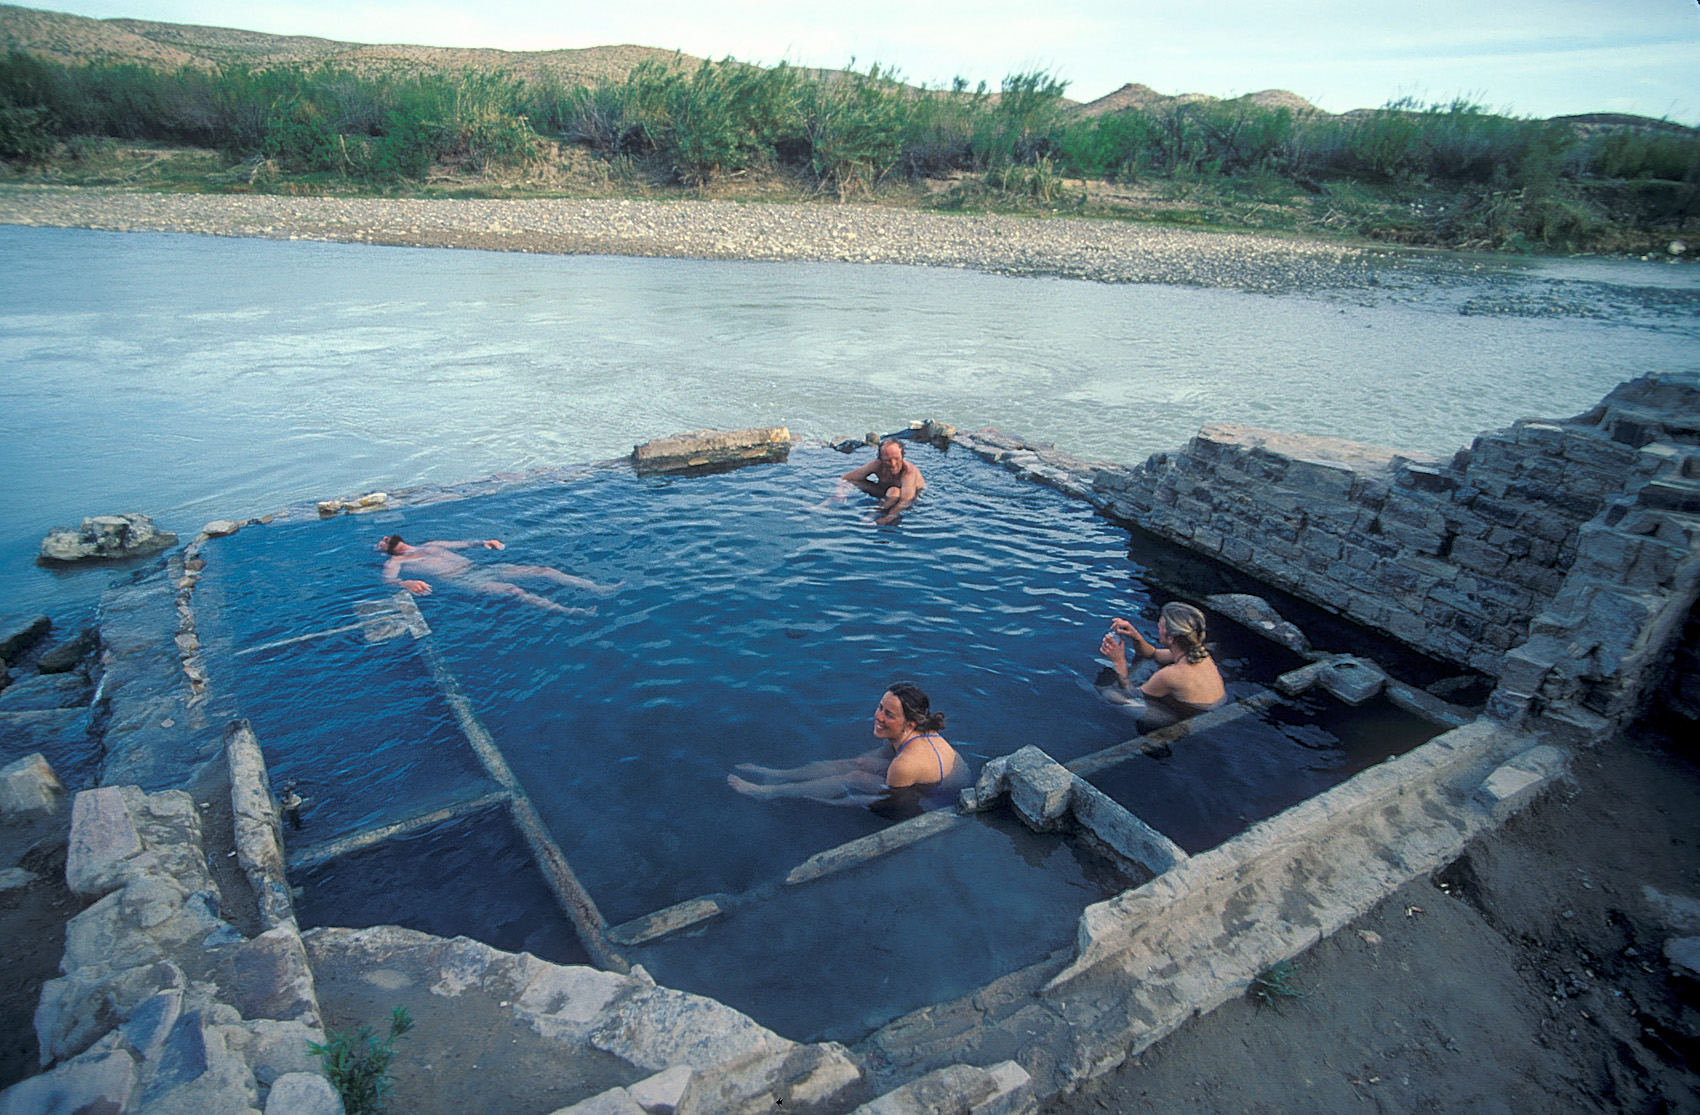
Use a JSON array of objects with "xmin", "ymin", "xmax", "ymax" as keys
[
  {"xmin": 1074, "ymin": 82, "xmax": 1323, "ymax": 118},
  {"xmin": 7, "ymin": 2, "xmax": 1684, "ymax": 131},
  {"xmin": 1, "ymin": 4, "xmax": 702, "ymax": 82},
  {"xmin": 3, "ymin": 2, "xmax": 1324, "ymax": 113}
]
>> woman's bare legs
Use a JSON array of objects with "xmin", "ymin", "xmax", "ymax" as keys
[
  {"xmin": 727, "ymin": 769, "xmax": 888, "ymax": 806},
  {"xmin": 734, "ymin": 758, "xmax": 865, "ymax": 783}
]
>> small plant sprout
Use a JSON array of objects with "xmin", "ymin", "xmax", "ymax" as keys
[
  {"xmin": 308, "ymin": 1005, "xmax": 415, "ymax": 1115},
  {"xmin": 1248, "ymin": 960, "xmax": 1308, "ymax": 1011}
]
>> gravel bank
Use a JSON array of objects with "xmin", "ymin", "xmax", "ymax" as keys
[{"xmin": 0, "ymin": 185, "xmax": 1379, "ymax": 292}]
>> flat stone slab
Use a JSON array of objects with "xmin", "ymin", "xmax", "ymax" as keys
[
  {"xmin": 785, "ymin": 811, "xmax": 962, "ymax": 885},
  {"xmin": 1203, "ymin": 593, "xmax": 1311, "ymax": 654},
  {"xmin": 65, "ymin": 786, "xmax": 145, "ymax": 898},
  {"xmin": 1316, "ymin": 656, "xmax": 1387, "ymax": 705},
  {"xmin": 300, "ymin": 926, "xmax": 867, "ymax": 1115},
  {"xmin": 632, "ymin": 427, "xmax": 791, "ymax": 474},
  {"xmin": 1474, "ymin": 744, "xmax": 1569, "ymax": 822},
  {"xmin": 1194, "ymin": 424, "xmax": 1435, "ymax": 475},
  {"xmin": 610, "ymin": 894, "xmax": 730, "ymax": 946}
]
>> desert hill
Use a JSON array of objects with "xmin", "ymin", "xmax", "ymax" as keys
[
  {"xmin": 1074, "ymin": 82, "xmax": 1322, "ymax": 118},
  {"xmin": 11, "ymin": 3, "xmax": 1681, "ymax": 131},
  {"xmin": 1, "ymin": 4, "xmax": 701, "ymax": 83},
  {"xmin": 1, "ymin": 3, "xmax": 1340, "ymax": 114}
]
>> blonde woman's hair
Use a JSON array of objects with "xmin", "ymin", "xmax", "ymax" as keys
[{"xmin": 1161, "ymin": 602, "xmax": 1211, "ymax": 664}]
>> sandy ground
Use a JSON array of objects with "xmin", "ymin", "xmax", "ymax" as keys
[
  {"xmin": 1044, "ymin": 722, "xmax": 1700, "ymax": 1115},
  {"xmin": 3, "ymin": 189, "xmax": 1697, "ymax": 1112}
]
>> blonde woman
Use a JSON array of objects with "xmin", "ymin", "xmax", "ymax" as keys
[{"xmin": 1099, "ymin": 601, "xmax": 1228, "ymax": 728}]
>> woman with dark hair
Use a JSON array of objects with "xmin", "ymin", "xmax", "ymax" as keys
[
  {"xmin": 1099, "ymin": 601, "xmax": 1228, "ymax": 728},
  {"xmin": 728, "ymin": 682, "xmax": 970, "ymax": 813}
]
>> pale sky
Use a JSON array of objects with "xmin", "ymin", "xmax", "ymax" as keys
[{"xmin": 13, "ymin": 0, "xmax": 1700, "ymax": 122}]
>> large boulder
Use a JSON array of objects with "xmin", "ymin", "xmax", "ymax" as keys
[
  {"xmin": 40, "ymin": 514, "xmax": 177, "ymax": 563},
  {"xmin": 0, "ymin": 752, "xmax": 65, "ymax": 817}
]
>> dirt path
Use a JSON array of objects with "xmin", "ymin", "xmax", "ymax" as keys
[{"xmin": 1044, "ymin": 724, "xmax": 1700, "ymax": 1115}]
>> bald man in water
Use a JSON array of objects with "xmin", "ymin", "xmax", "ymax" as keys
[
  {"xmin": 375, "ymin": 535, "xmax": 618, "ymax": 615},
  {"xmin": 831, "ymin": 439, "xmax": 925, "ymax": 524}
]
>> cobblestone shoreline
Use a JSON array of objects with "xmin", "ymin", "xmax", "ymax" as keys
[{"xmin": 0, "ymin": 185, "xmax": 1378, "ymax": 292}]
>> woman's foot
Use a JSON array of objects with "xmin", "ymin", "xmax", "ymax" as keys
[{"xmin": 728, "ymin": 774, "xmax": 777, "ymax": 799}]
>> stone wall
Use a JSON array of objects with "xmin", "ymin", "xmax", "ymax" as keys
[
  {"xmin": 1657, "ymin": 598, "xmax": 1700, "ymax": 725},
  {"xmin": 1088, "ymin": 374, "xmax": 1700, "ymax": 722},
  {"xmin": 4, "ymin": 779, "xmax": 338, "ymax": 1115}
]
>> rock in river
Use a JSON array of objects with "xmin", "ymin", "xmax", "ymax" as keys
[{"xmin": 40, "ymin": 514, "xmax": 177, "ymax": 563}]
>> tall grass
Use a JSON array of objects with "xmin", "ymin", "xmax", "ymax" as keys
[
  {"xmin": 0, "ymin": 51, "xmax": 542, "ymax": 179},
  {"xmin": 2, "ymin": 48, "xmax": 1695, "ymax": 248}
]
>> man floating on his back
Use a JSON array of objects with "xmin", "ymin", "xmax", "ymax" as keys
[{"xmin": 375, "ymin": 535, "xmax": 619, "ymax": 615}]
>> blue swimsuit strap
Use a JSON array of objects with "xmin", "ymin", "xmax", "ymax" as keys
[{"xmin": 900, "ymin": 732, "xmax": 947, "ymax": 781}]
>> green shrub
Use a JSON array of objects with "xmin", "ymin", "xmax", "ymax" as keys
[
  {"xmin": 0, "ymin": 100, "xmax": 54, "ymax": 163},
  {"xmin": 614, "ymin": 57, "xmax": 801, "ymax": 185},
  {"xmin": 968, "ymin": 70, "xmax": 1067, "ymax": 168},
  {"xmin": 308, "ymin": 1006, "xmax": 414, "ymax": 1115},
  {"xmin": 986, "ymin": 154, "xmax": 1063, "ymax": 202},
  {"xmin": 1585, "ymin": 127, "xmax": 1700, "ymax": 183},
  {"xmin": 1248, "ymin": 960, "xmax": 1307, "ymax": 1011},
  {"xmin": 1056, "ymin": 111, "xmax": 1153, "ymax": 179},
  {"xmin": 801, "ymin": 64, "xmax": 914, "ymax": 197},
  {"xmin": 262, "ymin": 96, "xmax": 349, "ymax": 172},
  {"xmin": 900, "ymin": 77, "xmax": 984, "ymax": 178}
]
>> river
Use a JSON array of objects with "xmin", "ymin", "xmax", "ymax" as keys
[{"xmin": 2, "ymin": 224, "xmax": 1696, "ymax": 623}]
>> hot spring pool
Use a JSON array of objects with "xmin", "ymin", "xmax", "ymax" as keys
[
  {"xmin": 1078, "ymin": 689, "xmax": 1446, "ymax": 855},
  {"xmin": 190, "ymin": 440, "xmax": 1434, "ymax": 1041}
]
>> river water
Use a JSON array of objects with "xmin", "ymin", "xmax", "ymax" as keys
[{"xmin": 2, "ymin": 224, "xmax": 1696, "ymax": 623}]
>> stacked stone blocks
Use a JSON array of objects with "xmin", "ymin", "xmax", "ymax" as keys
[{"xmin": 1091, "ymin": 402, "xmax": 1671, "ymax": 679}]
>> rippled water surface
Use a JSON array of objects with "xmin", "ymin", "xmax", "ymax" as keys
[
  {"xmin": 3, "ymin": 224, "xmax": 1697, "ymax": 619},
  {"xmin": 192, "ymin": 444, "xmax": 1166, "ymax": 1038},
  {"xmin": 194, "ymin": 446, "xmax": 1160, "ymax": 914}
]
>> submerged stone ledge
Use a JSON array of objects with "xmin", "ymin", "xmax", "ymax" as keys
[{"xmin": 8, "ymin": 373, "xmax": 1700, "ymax": 1115}]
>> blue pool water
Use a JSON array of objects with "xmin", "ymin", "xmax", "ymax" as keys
[
  {"xmin": 293, "ymin": 806, "xmax": 591, "ymax": 966},
  {"xmin": 1084, "ymin": 689, "xmax": 1443, "ymax": 854},
  {"xmin": 195, "ymin": 445, "xmax": 1205, "ymax": 919},
  {"xmin": 630, "ymin": 809, "xmax": 1132, "ymax": 1043},
  {"xmin": 191, "ymin": 442, "xmax": 1217, "ymax": 1038}
]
